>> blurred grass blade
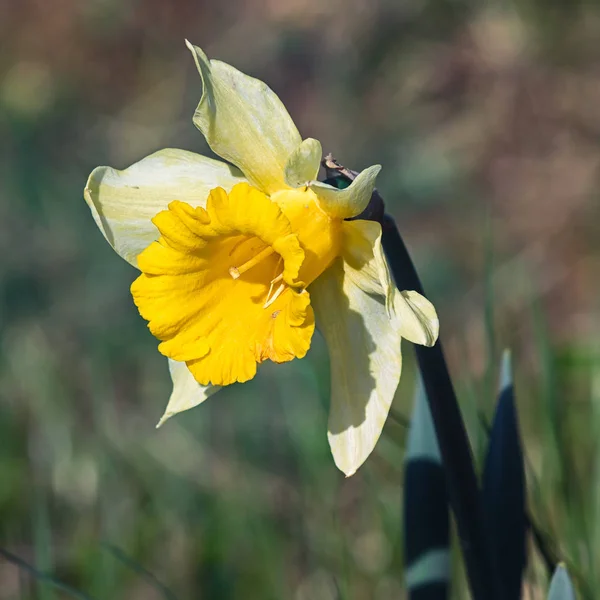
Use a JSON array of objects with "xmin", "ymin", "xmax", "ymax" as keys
[
  {"xmin": 547, "ymin": 564, "xmax": 576, "ymax": 600},
  {"xmin": 0, "ymin": 547, "xmax": 97, "ymax": 600},
  {"xmin": 33, "ymin": 490, "xmax": 56, "ymax": 600},
  {"xmin": 482, "ymin": 351, "xmax": 526, "ymax": 599},
  {"xmin": 101, "ymin": 542, "xmax": 179, "ymax": 600},
  {"xmin": 404, "ymin": 378, "xmax": 450, "ymax": 599}
]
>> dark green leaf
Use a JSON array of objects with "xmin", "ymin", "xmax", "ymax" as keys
[
  {"xmin": 404, "ymin": 379, "xmax": 449, "ymax": 600},
  {"xmin": 482, "ymin": 352, "xmax": 527, "ymax": 599}
]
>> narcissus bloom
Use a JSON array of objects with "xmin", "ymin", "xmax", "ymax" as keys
[{"xmin": 84, "ymin": 41, "xmax": 439, "ymax": 476}]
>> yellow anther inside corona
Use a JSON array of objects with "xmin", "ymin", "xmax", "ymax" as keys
[{"xmin": 229, "ymin": 246, "xmax": 276, "ymax": 280}]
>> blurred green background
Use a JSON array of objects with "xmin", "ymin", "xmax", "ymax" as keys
[{"xmin": 2, "ymin": 0, "xmax": 600, "ymax": 598}]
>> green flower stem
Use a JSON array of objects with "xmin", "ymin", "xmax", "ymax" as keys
[{"xmin": 380, "ymin": 214, "xmax": 497, "ymax": 600}]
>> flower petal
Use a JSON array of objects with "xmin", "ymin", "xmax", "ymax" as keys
[
  {"xmin": 393, "ymin": 290, "xmax": 439, "ymax": 347},
  {"xmin": 284, "ymin": 138, "xmax": 322, "ymax": 188},
  {"xmin": 342, "ymin": 220, "xmax": 439, "ymax": 347},
  {"xmin": 84, "ymin": 148, "xmax": 246, "ymax": 267},
  {"xmin": 342, "ymin": 220, "xmax": 394, "ymax": 310},
  {"xmin": 156, "ymin": 359, "xmax": 220, "ymax": 427},
  {"xmin": 186, "ymin": 40, "xmax": 301, "ymax": 195},
  {"xmin": 309, "ymin": 164, "xmax": 381, "ymax": 219},
  {"xmin": 310, "ymin": 258, "xmax": 402, "ymax": 476}
]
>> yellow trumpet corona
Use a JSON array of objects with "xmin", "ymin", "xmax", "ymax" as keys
[{"xmin": 131, "ymin": 183, "xmax": 343, "ymax": 386}]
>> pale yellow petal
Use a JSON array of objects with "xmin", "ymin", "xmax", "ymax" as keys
[
  {"xmin": 393, "ymin": 290, "xmax": 439, "ymax": 347},
  {"xmin": 84, "ymin": 148, "xmax": 246, "ymax": 267},
  {"xmin": 342, "ymin": 220, "xmax": 439, "ymax": 347},
  {"xmin": 310, "ymin": 259, "xmax": 402, "ymax": 476},
  {"xmin": 342, "ymin": 220, "xmax": 394, "ymax": 312},
  {"xmin": 186, "ymin": 40, "xmax": 301, "ymax": 195},
  {"xmin": 284, "ymin": 138, "xmax": 322, "ymax": 188},
  {"xmin": 156, "ymin": 359, "xmax": 220, "ymax": 427},
  {"xmin": 309, "ymin": 164, "xmax": 381, "ymax": 219}
]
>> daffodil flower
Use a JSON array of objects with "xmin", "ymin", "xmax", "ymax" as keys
[{"xmin": 84, "ymin": 41, "xmax": 439, "ymax": 476}]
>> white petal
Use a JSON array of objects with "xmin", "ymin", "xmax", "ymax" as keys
[
  {"xmin": 309, "ymin": 164, "xmax": 381, "ymax": 219},
  {"xmin": 343, "ymin": 220, "xmax": 439, "ymax": 347},
  {"xmin": 310, "ymin": 259, "xmax": 403, "ymax": 476},
  {"xmin": 284, "ymin": 138, "xmax": 322, "ymax": 188},
  {"xmin": 186, "ymin": 40, "xmax": 301, "ymax": 195},
  {"xmin": 84, "ymin": 148, "xmax": 246, "ymax": 267},
  {"xmin": 156, "ymin": 359, "xmax": 221, "ymax": 428}
]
